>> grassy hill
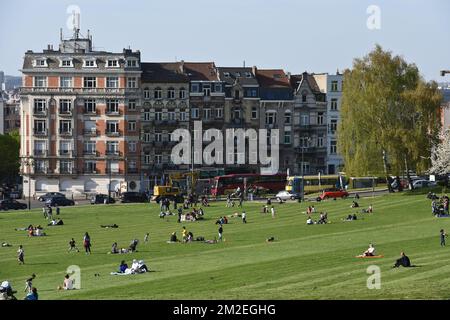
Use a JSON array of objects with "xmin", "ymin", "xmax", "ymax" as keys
[{"xmin": 1, "ymin": 191, "xmax": 449, "ymax": 300}]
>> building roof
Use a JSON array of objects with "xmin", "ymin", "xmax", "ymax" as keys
[
  {"xmin": 141, "ymin": 62, "xmax": 189, "ymax": 83},
  {"xmin": 290, "ymin": 72, "xmax": 322, "ymax": 94},
  {"xmin": 183, "ymin": 62, "xmax": 218, "ymax": 81},
  {"xmin": 255, "ymin": 69, "xmax": 291, "ymax": 88},
  {"xmin": 217, "ymin": 67, "xmax": 258, "ymax": 86}
]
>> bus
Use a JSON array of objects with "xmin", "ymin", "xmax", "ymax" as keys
[
  {"xmin": 286, "ymin": 175, "xmax": 343, "ymax": 194},
  {"xmin": 211, "ymin": 173, "xmax": 287, "ymax": 196}
]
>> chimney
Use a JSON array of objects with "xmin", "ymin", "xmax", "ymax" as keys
[
  {"xmin": 252, "ymin": 65, "xmax": 257, "ymax": 76},
  {"xmin": 180, "ymin": 60, "xmax": 185, "ymax": 73},
  {"xmin": 287, "ymin": 72, "xmax": 291, "ymax": 79}
]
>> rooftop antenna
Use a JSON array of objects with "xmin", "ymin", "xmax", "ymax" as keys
[
  {"xmin": 243, "ymin": 60, "xmax": 246, "ymax": 68},
  {"xmin": 60, "ymin": 28, "xmax": 63, "ymax": 41},
  {"xmin": 72, "ymin": 9, "xmax": 80, "ymax": 39}
]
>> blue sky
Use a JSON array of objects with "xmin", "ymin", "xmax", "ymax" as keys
[{"xmin": 1, "ymin": 0, "xmax": 449, "ymax": 81}]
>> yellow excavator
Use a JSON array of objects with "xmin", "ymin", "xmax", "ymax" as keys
[{"xmin": 152, "ymin": 171, "xmax": 199, "ymax": 203}]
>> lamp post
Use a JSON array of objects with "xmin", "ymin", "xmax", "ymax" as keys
[
  {"xmin": 300, "ymin": 137, "xmax": 311, "ymax": 202},
  {"xmin": 108, "ymin": 158, "xmax": 112, "ymax": 203},
  {"xmin": 20, "ymin": 157, "xmax": 34, "ymax": 211}
]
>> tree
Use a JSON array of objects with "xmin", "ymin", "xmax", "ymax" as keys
[
  {"xmin": 0, "ymin": 130, "xmax": 20, "ymax": 184},
  {"xmin": 338, "ymin": 45, "xmax": 442, "ymax": 191},
  {"xmin": 429, "ymin": 129, "xmax": 450, "ymax": 176}
]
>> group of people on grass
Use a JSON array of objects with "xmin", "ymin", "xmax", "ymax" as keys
[
  {"xmin": 114, "ymin": 259, "xmax": 149, "ymax": 275},
  {"xmin": 431, "ymin": 194, "xmax": 449, "ymax": 216}
]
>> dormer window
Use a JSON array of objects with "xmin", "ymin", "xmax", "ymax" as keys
[
  {"xmin": 223, "ymin": 72, "xmax": 230, "ymax": 78},
  {"xmin": 245, "ymin": 72, "xmax": 252, "ymax": 78},
  {"xmin": 83, "ymin": 59, "xmax": 97, "ymax": 68},
  {"xmin": 60, "ymin": 58, "xmax": 73, "ymax": 68},
  {"xmin": 107, "ymin": 59, "xmax": 119, "ymax": 67},
  {"xmin": 126, "ymin": 59, "xmax": 138, "ymax": 68},
  {"xmin": 33, "ymin": 58, "xmax": 47, "ymax": 67}
]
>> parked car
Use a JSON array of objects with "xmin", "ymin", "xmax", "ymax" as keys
[
  {"xmin": 45, "ymin": 197, "xmax": 75, "ymax": 207},
  {"xmin": 412, "ymin": 180, "xmax": 436, "ymax": 189},
  {"xmin": 276, "ymin": 190, "xmax": 300, "ymax": 201},
  {"xmin": 91, "ymin": 194, "xmax": 115, "ymax": 204},
  {"xmin": 120, "ymin": 192, "xmax": 148, "ymax": 203},
  {"xmin": 0, "ymin": 199, "xmax": 28, "ymax": 211},
  {"xmin": 38, "ymin": 192, "xmax": 65, "ymax": 202},
  {"xmin": 318, "ymin": 188, "xmax": 349, "ymax": 200}
]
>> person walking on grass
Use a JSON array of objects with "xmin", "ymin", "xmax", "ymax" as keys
[
  {"xmin": 83, "ymin": 232, "xmax": 92, "ymax": 255},
  {"xmin": 68, "ymin": 238, "xmax": 79, "ymax": 252},
  {"xmin": 271, "ymin": 206, "xmax": 276, "ymax": 219},
  {"xmin": 24, "ymin": 274, "xmax": 36, "ymax": 293},
  {"xmin": 17, "ymin": 245, "xmax": 25, "ymax": 265},
  {"xmin": 440, "ymin": 229, "xmax": 448, "ymax": 247},
  {"xmin": 242, "ymin": 211, "xmax": 247, "ymax": 224},
  {"xmin": 218, "ymin": 225, "xmax": 223, "ymax": 241},
  {"xmin": 144, "ymin": 233, "xmax": 150, "ymax": 244}
]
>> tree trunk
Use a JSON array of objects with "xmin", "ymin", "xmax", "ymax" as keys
[{"xmin": 383, "ymin": 149, "xmax": 394, "ymax": 192}]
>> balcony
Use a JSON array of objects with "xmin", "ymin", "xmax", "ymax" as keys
[
  {"xmin": 59, "ymin": 129, "xmax": 73, "ymax": 136},
  {"xmin": 33, "ymin": 109, "xmax": 47, "ymax": 117},
  {"xmin": 59, "ymin": 109, "xmax": 72, "ymax": 116},
  {"xmin": 34, "ymin": 149, "xmax": 47, "ymax": 157},
  {"xmin": 106, "ymin": 109, "xmax": 122, "ymax": 116},
  {"xmin": 106, "ymin": 130, "xmax": 121, "ymax": 137},
  {"xmin": 106, "ymin": 150, "xmax": 121, "ymax": 156},
  {"xmin": 59, "ymin": 150, "xmax": 73, "ymax": 156},
  {"xmin": 84, "ymin": 129, "xmax": 98, "ymax": 136},
  {"xmin": 83, "ymin": 150, "xmax": 98, "ymax": 156},
  {"xmin": 33, "ymin": 129, "xmax": 48, "ymax": 136},
  {"xmin": 83, "ymin": 168, "xmax": 98, "ymax": 174},
  {"xmin": 34, "ymin": 167, "xmax": 48, "ymax": 174},
  {"xmin": 59, "ymin": 168, "xmax": 75, "ymax": 175},
  {"xmin": 105, "ymin": 169, "xmax": 122, "ymax": 174},
  {"xmin": 84, "ymin": 108, "xmax": 98, "ymax": 115}
]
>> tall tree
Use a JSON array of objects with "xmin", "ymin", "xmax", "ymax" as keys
[
  {"xmin": 0, "ymin": 130, "xmax": 20, "ymax": 184},
  {"xmin": 338, "ymin": 45, "xmax": 442, "ymax": 191}
]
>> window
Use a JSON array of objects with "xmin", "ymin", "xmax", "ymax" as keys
[
  {"xmin": 60, "ymin": 59, "xmax": 73, "ymax": 67},
  {"xmin": 34, "ymin": 120, "xmax": 46, "ymax": 133},
  {"xmin": 191, "ymin": 108, "xmax": 199, "ymax": 119},
  {"xmin": 155, "ymin": 154, "xmax": 162, "ymax": 164},
  {"xmin": 223, "ymin": 72, "xmax": 230, "ymax": 78},
  {"xmin": 233, "ymin": 108, "xmax": 241, "ymax": 120},
  {"xmin": 144, "ymin": 154, "xmax": 151, "ymax": 164},
  {"xmin": 265, "ymin": 111, "xmax": 276, "ymax": 125},
  {"xmin": 284, "ymin": 111, "xmax": 291, "ymax": 124},
  {"xmin": 330, "ymin": 98, "xmax": 338, "ymax": 111},
  {"xmin": 143, "ymin": 133, "xmax": 151, "ymax": 142},
  {"xmin": 127, "ymin": 77, "xmax": 137, "ymax": 88},
  {"xmin": 126, "ymin": 59, "xmax": 138, "ymax": 68},
  {"xmin": 144, "ymin": 110, "xmax": 150, "ymax": 121},
  {"xmin": 60, "ymin": 160, "xmax": 72, "ymax": 174},
  {"xmin": 59, "ymin": 120, "xmax": 72, "ymax": 134},
  {"xmin": 35, "ymin": 160, "xmax": 46, "ymax": 174},
  {"xmin": 129, "ymin": 141, "xmax": 137, "ymax": 153},
  {"xmin": 106, "ymin": 77, "xmax": 119, "ymax": 88},
  {"xmin": 60, "ymin": 141, "xmax": 71, "ymax": 155},
  {"xmin": 128, "ymin": 100, "xmax": 136, "ymax": 111},
  {"xmin": 84, "ymin": 161, "xmax": 96, "ymax": 173},
  {"xmin": 154, "ymin": 88, "xmax": 162, "ymax": 100},
  {"xmin": 330, "ymin": 119, "xmax": 337, "ymax": 133},
  {"xmin": 84, "ymin": 141, "xmax": 96, "ymax": 154},
  {"xmin": 128, "ymin": 121, "xmax": 136, "ymax": 132},
  {"xmin": 34, "ymin": 59, "xmax": 47, "ymax": 67},
  {"xmin": 300, "ymin": 114, "xmax": 309, "ymax": 126},
  {"xmin": 84, "ymin": 99, "xmax": 96, "ymax": 114},
  {"xmin": 83, "ymin": 77, "xmax": 97, "ymax": 88},
  {"xmin": 203, "ymin": 108, "xmax": 211, "ymax": 120},
  {"xmin": 331, "ymin": 81, "xmax": 338, "ymax": 91},
  {"xmin": 109, "ymin": 161, "xmax": 119, "ymax": 173},
  {"xmin": 34, "ymin": 76, "xmax": 47, "ymax": 87},
  {"xmin": 106, "ymin": 99, "xmax": 119, "ymax": 114},
  {"xmin": 317, "ymin": 112, "xmax": 324, "ymax": 125},
  {"xmin": 155, "ymin": 132, "xmax": 162, "ymax": 142},
  {"xmin": 155, "ymin": 111, "xmax": 163, "ymax": 121},
  {"xmin": 107, "ymin": 141, "xmax": 119, "ymax": 154},
  {"xmin": 106, "ymin": 121, "xmax": 119, "ymax": 134},
  {"xmin": 330, "ymin": 140, "xmax": 337, "ymax": 154},
  {"xmin": 214, "ymin": 83, "xmax": 222, "ymax": 92},
  {"xmin": 191, "ymin": 83, "xmax": 200, "ymax": 93},
  {"xmin": 107, "ymin": 60, "xmax": 119, "ymax": 67},
  {"xmin": 59, "ymin": 99, "xmax": 72, "ymax": 114},
  {"xmin": 143, "ymin": 88, "xmax": 150, "ymax": 99},
  {"xmin": 284, "ymin": 131, "xmax": 291, "ymax": 144},
  {"xmin": 215, "ymin": 108, "xmax": 223, "ymax": 119},
  {"xmin": 128, "ymin": 160, "xmax": 137, "ymax": 172},
  {"xmin": 34, "ymin": 141, "xmax": 46, "ymax": 155},
  {"xmin": 180, "ymin": 110, "xmax": 187, "ymax": 121},
  {"xmin": 60, "ymin": 77, "xmax": 73, "ymax": 88},
  {"xmin": 179, "ymin": 88, "xmax": 186, "ymax": 99},
  {"xmin": 317, "ymin": 136, "xmax": 324, "ymax": 147},
  {"xmin": 168, "ymin": 111, "xmax": 176, "ymax": 121},
  {"xmin": 302, "ymin": 94, "xmax": 307, "ymax": 102},
  {"xmin": 203, "ymin": 84, "xmax": 211, "ymax": 96},
  {"xmin": 83, "ymin": 59, "xmax": 96, "ymax": 68},
  {"xmin": 251, "ymin": 107, "xmax": 258, "ymax": 119},
  {"xmin": 300, "ymin": 137, "xmax": 310, "ymax": 148},
  {"xmin": 245, "ymin": 72, "xmax": 252, "ymax": 78},
  {"xmin": 168, "ymin": 88, "xmax": 175, "ymax": 99},
  {"xmin": 34, "ymin": 99, "xmax": 47, "ymax": 114}
]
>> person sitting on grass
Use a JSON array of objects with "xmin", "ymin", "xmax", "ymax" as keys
[
  {"xmin": 306, "ymin": 217, "xmax": 314, "ymax": 225},
  {"xmin": 362, "ymin": 243, "xmax": 376, "ymax": 257},
  {"xmin": 57, "ymin": 274, "xmax": 74, "ymax": 290},
  {"xmin": 24, "ymin": 287, "xmax": 38, "ymax": 300},
  {"xmin": 169, "ymin": 232, "xmax": 178, "ymax": 243},
  {"xmin": 111, "ymin": 242, "xmax": 119, "ymax": 254},
  {"xmin": 119, "ymin": 260, "xmax": 128, "ymax": 273},
  {"xmin": 351, "ymin": 201, "xmax": 359, "ymax": 208},
  {"xmin": 393, "ymin": 252, "xmax": 411, "ymax": 268},
  {"xmin": 266, "ymin": 237, "xmax": 275, "ymax": 242},
  {"xmin": 129, "ymin": 239, "xmax": 139, "ymax": 252}
]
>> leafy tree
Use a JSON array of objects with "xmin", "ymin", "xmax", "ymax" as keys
[
  {"xmin": 0, "ymin": 130, "xmax": 20, "ymax": 184},
  {"xmin": 338, "ymin": 45, "xmax": 442, "ymax": 191}
]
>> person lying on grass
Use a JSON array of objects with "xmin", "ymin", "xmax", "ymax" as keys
[
  {"xmin": 100, "ymin": 224, "xmax": 119, "ymax": 228},
  {"xmin": 392, "ymin": 252, "xmax": 411, "ymax": 268}
]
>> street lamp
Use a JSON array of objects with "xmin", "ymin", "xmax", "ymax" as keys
[
  {"xmin": 300, "ymin": 137, "xmax": 311, "ymax": 202},
  {"xmin": 20, "ymin": 157, "xmax": 34, "ymax": 211}
]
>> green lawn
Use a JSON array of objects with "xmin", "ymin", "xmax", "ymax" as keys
[{"xmin": 1, "ymin": 191, "xmax": 450, "ymax": 300}]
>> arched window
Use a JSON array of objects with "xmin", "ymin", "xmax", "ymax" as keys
[
  {"xmin": 179, "ymin": 87, "xmax": 186, "ymax": 99},
  {"xmin": 144, "ymin": 87, "xmax": 150, "ymax": 100},
  {"xmin": 154, "ymin": 87, "xmax": 162, "ymax": 100},
  {"xmin": 167, "ymin": 87, "xmax": 175, "ymax": 99}
]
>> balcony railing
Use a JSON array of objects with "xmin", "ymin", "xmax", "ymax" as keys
[
  {"xmin": 59, "ymin": 168, "xmax": 75, "ymax": 174},
  {"xmin": 34, "ymin": 129, "xmax": 48, "ymax": 136},
  {"xmin": 83, "ymin": 168, "xmax": 98, "ymax": 174},
  {"xmin": 106, "ymin": 109, "xmax": 122, "ymax": 116},
  {"xmin": 34, "ymin": 149, "xmax": 47, "ymax": 156},
  {"xmin": 22, "ymin": 87, "xmax": 140, "ymax": 95},
  {"xmin": 106, "ymin": 130, "xmax": 121, "ymax": 137},
  {"xmin": 59, "ymin": 109, "xmax": 72, "ymax": 116},
  {"xmin": 106, "ymin": 150, "xmax": 121, "ymax": 156},
  {"xmin": 59, "ymin": 129, "xmax": 73, "ymax": 136},
  {"xmin": 84, "ymin": 129, "xmax": 98, "ymax": 136},
  {"xmin": 83, "ymin": 150, "xmax": 98, "ymax": 156},
  {"xmin": 59, "ymin": 150, "xmax": 72, "ymax": 156},
  {"xmin": 84, "ymin": 108, "xmax": 97, "ymax": 115},
  {"xmin": 33, "ymin": 109, "xmax": 47, "ymax": 116}
]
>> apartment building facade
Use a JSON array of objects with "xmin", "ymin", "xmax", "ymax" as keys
[
  {"xmin": 313, "ymin": 73, "xmax": 344, "ymax": 174},
  {"xmin": 20, "ymin": 32, "xmax": 142, "ymax": 196}
]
